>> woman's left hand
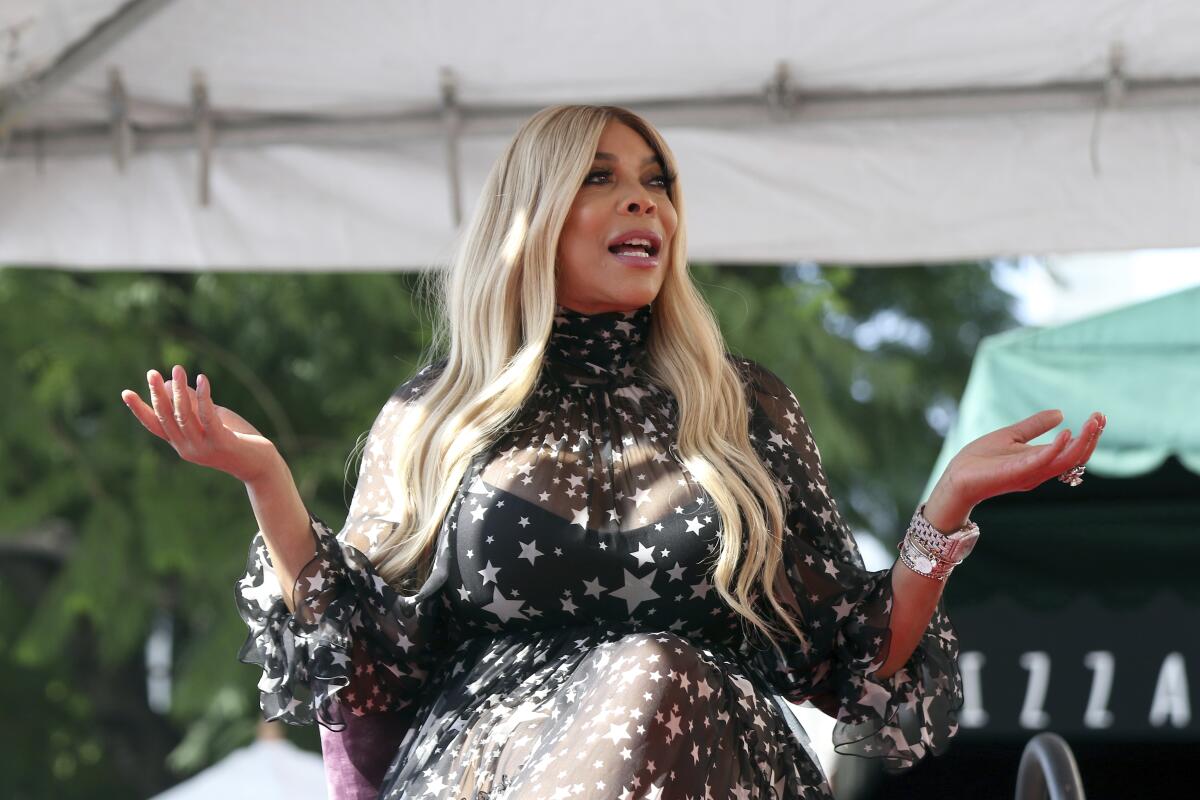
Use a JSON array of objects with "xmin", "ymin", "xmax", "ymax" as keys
[{"xmin": 939, "ymin": 409, "xmax": 1107, "ymax": 512}]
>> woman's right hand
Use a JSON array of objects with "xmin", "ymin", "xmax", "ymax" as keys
[{"xmin": 121, "ymin": 364, "xmax": 281, "ymax": 485}]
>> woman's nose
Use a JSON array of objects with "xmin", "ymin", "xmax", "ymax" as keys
[{"xmin": 622, "ymin": 190, "xmax": 655, "ymax": 215}]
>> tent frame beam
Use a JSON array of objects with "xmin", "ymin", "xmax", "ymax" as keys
[{"xmin": 3, "ymin": 69, "xmax": 1200, "ymax": 162}]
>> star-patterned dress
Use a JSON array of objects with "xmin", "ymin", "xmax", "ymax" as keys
[{"xmin": 235, "ymin": 302, "xmax": 962, "ymax": 800}]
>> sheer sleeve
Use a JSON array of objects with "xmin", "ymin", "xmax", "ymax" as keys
[
  {"xmin": 234, "ymin": 360, "xmax": 453, "ymax": 736},
  {"xmin": 732, "ymin": 356, "xmax": 962, "ymax": 774}
]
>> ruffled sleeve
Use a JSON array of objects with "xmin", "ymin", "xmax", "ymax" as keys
[
  {"xmin": 732, "ymin": 356, "xmax": 963, "ymax": 773},
  {"xmin": 234, "ymin": 360, "xmax": 454, "ymax": 734}
]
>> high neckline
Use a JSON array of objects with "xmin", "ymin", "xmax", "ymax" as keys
[{"xmin": 545, "ymin": 302, "xmax": 653, "ymax": 388}]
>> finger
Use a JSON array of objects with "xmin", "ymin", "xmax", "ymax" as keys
[
  {"xmin": 1000, "ymin": 430, "xmax": 1070, "ymax": 493},
  {"xmin": 1022, "ymin": 428, "xmax": 1071, "ymax": 472},
  {"xmin": 1076, "ymin": 411, "xmax": 1105, "ymax": 465},
  {"xmin": 195, "ymin": 372, "xmax": 221, "ymax": 437},
  {"xmin": 121, "ymin": 389, "xmax": 168, "ymax": 441},
  {"xmin": 171, "ymin": 365, "xmax": 205, "ymax": 448},
  {"xmin": 1050, "ymin": 413, "xmax": 1104, "ymax": 472},
  {"xmin": 148, "ymin": 369, "xmax": 184, "ymax": 444},
  {"xmin": 1009, "ymin": 409, "xmax": 1065, "ymax": 444}
]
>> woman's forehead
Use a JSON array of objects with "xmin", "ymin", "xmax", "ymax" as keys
[{"xmin": 595, "ymin": 122, "xmax": 658, "ymax": 163}]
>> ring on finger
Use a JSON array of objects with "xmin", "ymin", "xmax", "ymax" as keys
[{"xmin": 1058, "ymin": 464, "xmax": 1086, "ymax": 486}]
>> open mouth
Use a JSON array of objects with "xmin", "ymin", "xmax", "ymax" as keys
[{"xmin": 606, "ymin": 241, "xmax": 660, "ymax": 258}]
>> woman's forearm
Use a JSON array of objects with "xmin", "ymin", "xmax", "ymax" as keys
[
  {"xmin": 874, "ymin": 558, "xmax": 947, "ymax": 679},
  {"xmin": 244, "ymin": 448, "xmax": 317, "ymax": 614},
  {"xmin": 873, "ymin": 482, "xmax": 972, "ymax": 680}
]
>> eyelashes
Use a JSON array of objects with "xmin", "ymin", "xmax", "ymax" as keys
[{"xmin": 585, "ymin": 168, "xmax": 676, "ymax": 189}]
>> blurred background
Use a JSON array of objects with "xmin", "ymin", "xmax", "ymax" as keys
[{"xmin": 2, "ymin": 2, "xmax": 1198, "ymax": 798}]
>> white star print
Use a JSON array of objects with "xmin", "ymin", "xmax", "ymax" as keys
[
  {"xmin": 478, "ymin": 561, "xmax": 501, "ymax": 585},
  {"xmin": 518, "ymin": 539, "xmax": 544, "ymax": 565},
  {"xmin": 571, "ymin": 506, "xmax": 590, "ymax": 529},
  {"xmin": 663, "ymin": 712, "xmax": 683, "ymax": 741},
  {"xmin": 481, "ymin": 587, "xmax": 527, "ymax": 623},
  {"xmin": 582, "ymin": 577, "xmax": 607, "ymax": 599},
  {"xmin": 611, "ymin": 568, "xmax": 660, "ymax": 613},
  {"xmin": 630, "ymin": 542, "xmax": 656, "ymax": 567},
  {"xmin": 240, "ymin": 570, "xmax": 278, "ymax": 613},
  {"xmin": 833, "ymin": 597, "xmax": 855, "ymax": 620},
  {"xmin": 603, "ymin": 721, "xmax": 631, "ymax": 745}
]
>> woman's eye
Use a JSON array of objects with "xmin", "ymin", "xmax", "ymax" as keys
[{"xmin": 585, "ymin": 169, "xmax": 671, "ymax": 188}]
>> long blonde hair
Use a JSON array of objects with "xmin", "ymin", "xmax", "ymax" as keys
[{"xmin": 370, "ymin": 104, "xmax": 800, "ymax": 651}]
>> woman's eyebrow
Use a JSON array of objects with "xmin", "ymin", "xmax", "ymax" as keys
[{"xmin": 593, "ymin": 152, "xmax": 660, "ymax": 167}]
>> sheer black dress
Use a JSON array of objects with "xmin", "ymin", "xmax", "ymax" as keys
[{"xmin": 235, "ymin": 302, "xmax": 962, "ymax": 799}]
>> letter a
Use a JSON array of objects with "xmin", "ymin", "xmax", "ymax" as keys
[{"xmin": 1149, "ymin": 652, "xmax": 1190, "ymax": 728}]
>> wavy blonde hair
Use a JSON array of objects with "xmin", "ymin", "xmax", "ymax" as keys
[{"xmin": 367, "ymin": 104, "xmax": 800, "ymax": 652}]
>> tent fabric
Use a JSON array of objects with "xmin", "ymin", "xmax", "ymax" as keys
[
  {"xmin": 3, "ymin": 1, "xmax": 1200, "ymax": 269},
  {"xmin": 923, "ymin": 284, "xmax": 1200, "ymax": 500},
  {"xmin": 148, "ymin": 739, "xmax": 328, "ymax": 800}
]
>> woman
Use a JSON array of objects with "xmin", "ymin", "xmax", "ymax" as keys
[{"xmin": 121, "ymin": 104, "xmax": 1105, "ymax": 799}]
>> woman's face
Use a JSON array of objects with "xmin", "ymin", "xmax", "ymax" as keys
[{"xmin": 555, "ymin": 119, "xmax": 677, "ymax": 314}]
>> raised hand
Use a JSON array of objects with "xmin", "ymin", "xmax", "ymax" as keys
[
  {"xmin": 121, "ymin": 364, "xmax": 281, "ymax": 485},
  {"xmin": 942, "ymin": 409, "xmax": 1107, "ymax": 508}
]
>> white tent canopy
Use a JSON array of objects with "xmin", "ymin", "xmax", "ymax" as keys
[
  {"xmin": 2, "ymin": 0, "xmax": 1199, "ymax": 270},
  {"xmin": 148, "ymin": 738, "xmax": 328, "ymax": 800}
]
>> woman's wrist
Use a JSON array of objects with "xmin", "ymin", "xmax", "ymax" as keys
[
  {"xmin": 922, "ymin": 477, "xmax": 975, "ymax": 534},
  {"xmin": 243, "ymin": 445, "xmax": 288, "ymax": 490}
]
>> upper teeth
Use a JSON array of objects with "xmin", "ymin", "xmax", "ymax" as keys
[{"xmin": 617, "ymin": 238, "xmax": 652, "ymax": 248}]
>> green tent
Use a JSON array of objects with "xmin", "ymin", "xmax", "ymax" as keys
[
  {"xmin": 927, "ymin": 283, "xmax": 1200, "ymax": 493},
  {"xmin": 915, "ymin": 285, "xmax": 1200, "ymax": 745},
  {"xmin": 803, "ymin": 286, "xmax": 1200, "ymax": 800},
  {"xmin": 926, "ymin": 284, "xmax": 1200, "ymax": 610}
]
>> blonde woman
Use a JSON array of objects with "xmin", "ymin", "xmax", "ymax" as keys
[{"xmin": 122, "ymin": 104, "xmax": 1105, "ymax": 799}]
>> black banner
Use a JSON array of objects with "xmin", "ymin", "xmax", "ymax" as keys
[{"xmin": 949, "ymin": 592, "xmax": 1195, "ymax": 738}]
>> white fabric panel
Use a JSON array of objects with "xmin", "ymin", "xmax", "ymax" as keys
[
  {"xmin": 2, "ymin": 0, "xmax": 1200, "ymax": 268},
  {"xmin": 4, "ymin": 105, "xmax": 1199, "ymax": 269},
  {"xmin": 0, "ymin": 140, "xmax": 468, "ymax": 270},
  {"xmin": 8, "ymin": 0, "xmax": 1200, "ymax": 122}
]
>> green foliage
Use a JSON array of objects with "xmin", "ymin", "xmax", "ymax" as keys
[
  {"xmin": 0, "ymin": 264, "xmax": 1016, "ymax": 796},
  {"xmin": 694, "ymin": 261, "xmax": 1019, "ymax": 538},
  {"xmin": 0, "ymin": 268, "xmax": 428, "ymax": 797}
]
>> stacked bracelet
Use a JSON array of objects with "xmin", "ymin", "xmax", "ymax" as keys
[{"xmin": 896, "ymin": 503, "xmax": 981, "ymax": 582}]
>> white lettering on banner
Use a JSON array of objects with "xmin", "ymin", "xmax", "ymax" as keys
[
  {"xmin": 1149, "ymin": 652, "xmax": 1191, "ymax": 728},
  {"xmin": 959, "ymin": 651, "xmax": 989, "ymax": 728},
  {"xmin": 1018, "ymin": 651, "xmax": 1051, "ymax": 729},
  {"xmin": 1082, "ymin": 651, "xmax": 1115, "ymax": 729}
]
